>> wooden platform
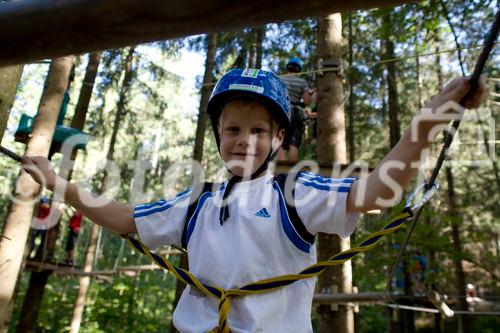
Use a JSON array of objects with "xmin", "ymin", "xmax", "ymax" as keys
[{"xmin": 24, "ymin": 251, "xmax": 182, "ymax": 280}]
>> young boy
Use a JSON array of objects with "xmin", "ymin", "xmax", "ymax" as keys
[{"xmin": 22, "ymin": 68, "xmax": 486, "ymax": 332}]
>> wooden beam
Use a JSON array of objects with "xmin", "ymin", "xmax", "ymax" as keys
[
  {"xmin": 24, "ymin": 261, "xmax": 175, "ymax": 278},
  {"xmin": 428, "ymin": 290, "xmax": 455, "ymax": 317},
  {"xmin": 24, "ymin": 261, "xmax": 113, "ymax": 282},
  {"xmin": 0, "ymin": 0, "xmax": 417, "ymax": 66},
  {"xmin": 313, "ymin": 292, "xmax": 429, "ymax": 304}
]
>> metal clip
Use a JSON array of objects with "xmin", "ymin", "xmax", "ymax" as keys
[
  {"xmin": 317, "ymin": 58, "xmax": 342, "ymax": 76},
  {"xmin": 405, "ymin": 181, "xmax": 439, "ymax": 213}
]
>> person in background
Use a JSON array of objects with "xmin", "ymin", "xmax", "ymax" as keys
[
  {"xmin": 278, "ymin": 57, "xmax": 314, "ymax": 162},
  {"xmin": 28, "ymin": 196, "xmax": 51, "ymax": 258},
  {"xmin": 65, "ymin": 210, "xmax": 83, "ymax": 266},
  {"xmin": 410, "ymin": 250, "xmax": 427, "ymax": 295},
  {"xmin": 305, "ymin": 88, "xmax": 318, "ymax": 141}
]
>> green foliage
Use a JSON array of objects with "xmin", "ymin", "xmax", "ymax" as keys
[{"xmin": 355, "ymin": 306, "xmax": 387, "ymax": 332}]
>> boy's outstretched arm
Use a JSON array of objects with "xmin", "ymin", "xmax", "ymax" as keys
[
  {"xmin": 347, "ymin": 76, "xmax": 488, "ymax": 213},
  {"xmin": 22, "ymin": 156, "xmax": 137, "ymax": 234}
]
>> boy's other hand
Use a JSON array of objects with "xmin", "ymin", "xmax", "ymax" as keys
[
  {"xmin": 21, "ymin": 156, "xmax": 58, "ymax": 190},
  {"xmin": 306, "ymin": 110, "xmax": 317, "ymax": 119},
  {"xmin": 426, "ymin": 75, "xmax": 488, "ymax": 111},
  {"xmin": 415, "ymin": 76, "xmax": 488, "ymax": 141}
]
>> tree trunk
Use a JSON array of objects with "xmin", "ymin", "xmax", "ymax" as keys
[
  {"xmin": 380, "ymin": 11, "xmax": 412, "ymax": 332},
  {"xmin": 70, "ymin": 48, "xmax": 134, "ymax": 333},
  {"xmin": 106, "ymin": 48, "xmax": 135, "ymax": 162},
  {"xmin": 316, "ymin": 15, "xmax": 347, "ymax": 163},
  {"xmin": 126, "ymin": 271, "xmax": 142, "ymax": 329},
  {"xmin": 66, "ymin": 51, "xmax": 102, "ymax": 180},
  {"xmin": 0, "ymin": 56, "xmax": 75, "ymax": 333},
  {"xmin": 192, "ymin": 34, "xmax": 217, "ymax": 166},
  {"xmin": 15, "ymin": 53, "xmax": 102, "ymax": 333},
  {"xmin": 171, "ymin": 34, "xmax": 217, "ymax": 333},
  {"xmin": 431, "ymin": 41, "xmax": 444, "ymax": 333},
  {"xmin": 316, "ymin": 13, "xmax": 353, "ymax": 333},
  {"xmin": 69, "ymin": 218, "xmax": 100, "ymax": 333},
  {"xmin": 346, "ymin": 13, "xmax": 355, "ymax": 163},
  {"xmin": 0, "ymin": 65, "xmax": 24, "ymax": 141},
  {"xmin": 233, "ymin": 43, "xmax": 248, "ymax": 69},
  {"xmin": 248, "ymin": 32, "xmax": 256, "ymax": 68},
  {"xmin": 383, "ymin": 12, "xmax": 401, "ymax": 148},
  {"xmin": 414, "ymin": 25, "xmax": 422, "ymax": 110},
  {"xmin": 255, "ymin": 26, "xmax": 265, "ymax": 69},
  {"xmin": 445, "ymin": 166, "xmax": 470, "ymax": 333},
  {"xmin": 71, "ymin": 52, "xmax": 102, "ymax": 130},
  {"xmin": 434, "ymin": 31, "xmax": 469, "ymax": 332},
  {"xmin": 401, "ymin": 258, "xmax": 415, "ymax": 333}
]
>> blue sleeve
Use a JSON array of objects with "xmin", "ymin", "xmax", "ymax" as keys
[
  {"xmin": 134, "ymin": 187, "xmax": 192, "ymax": 249},
  {"xmin": 293, "ymin": 172, "xmax": 360, "ymax": 237}
]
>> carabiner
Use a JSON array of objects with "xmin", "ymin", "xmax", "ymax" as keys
[{"xmin": 405, "ymin": 181, "xmax": 439, "ymax": 213}]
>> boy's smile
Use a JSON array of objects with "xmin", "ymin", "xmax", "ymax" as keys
[{"xmin": 218, "ymin": 100, "xmax": 284, "ymax": 178}]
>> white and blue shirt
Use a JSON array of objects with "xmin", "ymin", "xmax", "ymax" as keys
[{"xmin": 134, "ymin": 171, "xmax": 359, "ymax": 333}]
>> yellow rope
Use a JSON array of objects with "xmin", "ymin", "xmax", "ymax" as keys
[{"xmin": 122, "ymin": 209, "xmax": 412, "ymax": 332}]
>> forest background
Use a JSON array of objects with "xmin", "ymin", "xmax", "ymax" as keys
[{"xmin": 0, "ymin": 0, "xmax": 498, "ymax": 332}]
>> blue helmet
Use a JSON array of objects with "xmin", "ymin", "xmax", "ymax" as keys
[
  {"xmin": 286, "ymin": 57, "xmax": 303, "ymax": 71},
  {"xmin": 206, "ymin": 68, "xmax": 291, "ymax": 148}
]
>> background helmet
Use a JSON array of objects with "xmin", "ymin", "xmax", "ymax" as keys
[
  {"xmin": 206, "ymin": 68, "xmax": 291, "ymax": 148},
  {"xmin": 286, "ymin": 57, "xmax": 303, "ymax": 71}
]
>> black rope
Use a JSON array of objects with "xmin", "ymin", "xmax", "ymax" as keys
[
  {"xmin": 427, "ymin": 9, "xmax": 500, "ymax": 191},
  {"xmin": 384, "ymin": 9, "xmax": 500, "ymax": 295},
  {"xmin": 0, "ymin": 146, "xmax": 22, "ymax": 163}
]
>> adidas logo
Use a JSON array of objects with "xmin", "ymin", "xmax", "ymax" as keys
[{"xmin": 255, "ymin": 208, "xmax": 271, "ymax": 218}]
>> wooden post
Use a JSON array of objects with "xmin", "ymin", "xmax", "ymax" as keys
[
  {"xmin": 316, "ymin": 12, "xmax": 354, "ymax": 333},
  {"xmin": 0, "ymin": 56, "xmax": 75, "ymax": 333},
  {"xmin": 0, "ymin": 65, "xmax": 24, "ymax": 141}
]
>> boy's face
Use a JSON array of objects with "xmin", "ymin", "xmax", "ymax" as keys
[{"xmin": 218, "ymin": 100, "xmax": 285, "ymax": 178}]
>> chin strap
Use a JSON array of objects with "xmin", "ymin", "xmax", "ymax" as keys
[
  {"xmin": 219, "ymin": 147, "xmax": 279, "ymax": 225},
  {"xmin": 219, "ymin": 175, "xmax": 241, "ymax": 224}
]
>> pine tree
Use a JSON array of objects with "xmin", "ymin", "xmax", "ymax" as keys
[
  {"xmin": 316, "ymin": 13, "xmax": 354, "ymax": 333},
  {"xmin": 0, "ymin": 65, "xmax": 24, "ymax": 141},
  {"xmin": 0, "ymin": 56, "xmax": 75, "ymax": 333}
]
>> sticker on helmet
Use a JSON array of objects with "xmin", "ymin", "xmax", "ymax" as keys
[
  {"xmin": 229, "ymin": 84, "xmax": 264, "ymax": 94},
  {"xmin": 241, "ymin": 68, "xmax": 260, "ymax": 78}
]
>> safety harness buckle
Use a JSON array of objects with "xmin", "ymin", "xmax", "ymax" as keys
[{"xmin": 405, "ymin": 181, "xmax": 439, "ymax": 213}]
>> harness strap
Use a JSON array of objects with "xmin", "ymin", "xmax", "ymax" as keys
[
  {"xmin": 181, "ymin": 174, "xmax": 313, "ymax": 251},
  {"xmin": 182, "ymin": 182, "xmax": 218, "ymax": 249},
  {"xmin": 122, "ymin": 208, "xmax": 413, "ymax": 332},
  {"xmin": 274, "ymin": 173, "xmax": 315, "ymax": 247}
]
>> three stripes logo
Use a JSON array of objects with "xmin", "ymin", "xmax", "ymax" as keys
[{"xmin": 255, "ymin": 208, "xmax": 271, "ymax": 218}]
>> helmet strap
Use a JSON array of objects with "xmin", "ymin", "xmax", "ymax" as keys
[{"xmin": 219, "ymin": 134, "xmax": 280, "ymax": 225}]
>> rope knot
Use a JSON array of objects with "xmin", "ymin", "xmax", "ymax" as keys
[{"xmin": 216, "ymin": 291, "xmax": 236, "ymax": 333}]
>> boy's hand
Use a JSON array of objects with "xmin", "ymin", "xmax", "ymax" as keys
[
  {"xmin": 426, "ymin": 75, "xmax": 488, "ymax": 112},
  {"xmin": 21, "ymin": 156, "xmax": 58, "ymax": 190},
  {"xmin": 305, "ymin": 109, "xmax": 317, "ymax": 119},
  {"xmin": 416, "ymin": 76, "xmax": 488, "ymax": 141}
]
